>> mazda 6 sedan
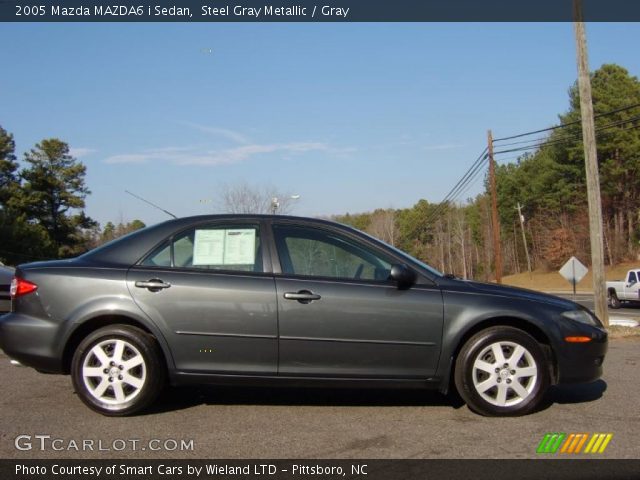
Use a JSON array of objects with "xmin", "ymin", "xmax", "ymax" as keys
[{"xmin": 0, "ymin": 215, "xmax": 607, "ymax": 416}]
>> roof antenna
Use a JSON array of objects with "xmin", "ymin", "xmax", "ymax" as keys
[{"xmin": 125, "ymin": 190, "xmax": 178, "ymax": 219}]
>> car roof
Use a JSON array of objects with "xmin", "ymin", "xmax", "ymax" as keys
[{"xmin": 80, "ymin": 214, "xmax": 351, "ymax": 266}]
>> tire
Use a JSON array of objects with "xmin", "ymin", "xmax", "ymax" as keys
[
  {"xmin": 71, "ymin": 325, "xmax": 165, "ymax": 416},
  {"xmin": 608, "ymin": 291, "xmax": 621, "ymax": 309},
  {"xmin": 454, "ymin": 326, "xmax": 549, "ymax": 417}
]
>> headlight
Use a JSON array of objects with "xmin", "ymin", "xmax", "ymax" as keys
[{"xmin": 562, "ymin": 309, "xmax": 601, "ymax": 327}]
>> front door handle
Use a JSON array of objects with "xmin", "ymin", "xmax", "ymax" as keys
[
  {"xmin": 283, "ymin": 290, "xmax": 321, "ymax": 304},
  {"xmin": 135, "ymin": 279, "xmax": 171, "ymax": 292}
]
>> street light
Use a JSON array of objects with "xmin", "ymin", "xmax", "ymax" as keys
[{"xmin": 271, "ymin": 195, "xmax": 300, "ymax": 215}]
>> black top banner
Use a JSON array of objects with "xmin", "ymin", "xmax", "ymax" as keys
[{"xmin": 2, "ymin": 0, "xmax": 640, "ymax": 22}]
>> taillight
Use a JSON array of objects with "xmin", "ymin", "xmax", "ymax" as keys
[{"xmin": 10, "ymin": 277, "xmax": 38, "ymax": 298}]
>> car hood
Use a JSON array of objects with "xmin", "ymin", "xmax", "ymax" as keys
[{"xmin": 445, "ymin": 278, "xmax": 579, "ymax": 310}]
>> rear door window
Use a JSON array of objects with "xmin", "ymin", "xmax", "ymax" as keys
[{"xmin": 141, "ymin": 224, "xmax": 262, "ymax": 273}]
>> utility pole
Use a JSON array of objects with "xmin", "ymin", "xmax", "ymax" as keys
[
  {"xmin": 516, "ymin": 202, "xmax": 532, "ymax": 274},
  {"xmin": 574, "ymin": 0, "xmax": 609, "ymax": 326},
  {"xmin": 488, "ymin": 130, "xmax": 502, "ymax": 284}
]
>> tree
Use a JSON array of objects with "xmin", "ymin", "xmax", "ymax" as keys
[
  {"xmin": 395, "ymin": 199, "xmax": 436, "ymax": 258},
  {"xmin": 558, "ymin": 64, "xmax": 640, "ymax": 260},
  {"xmin": 332, "ymin": 212, "xmax": 372, "ymax": 231},
  {"xmin": 0, "ymin": 126, "xmax": 54, "ymax": 265},
  {"xmin": 492, "ymin": 64, "xmax": 640, "ymax": 268},
  {"xmin": 366, "ymin": 209, "xmax": 397, "ymax": 246},
  {"xmin": 0, "ymin": 125, "xmax": 19, "ymax": 206},
  {"xmin": 102, "ymin": 221, "xmax": 116, "ymax": 242},
  {"xmin": 19, "ymin": 139, "xmax": 96, "ymax": 256},
  {"xmin": 100, "ymin": 219, "xmax": 146, "ymax": 245},
  {"xmin": 128, "ymin": 219, "xmax": 146, "ymax": 231},
  {"xmin": 220, "ymin": 182, "xmax": 298, "ymax": 214}
]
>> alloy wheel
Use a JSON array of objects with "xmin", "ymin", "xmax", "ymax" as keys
[
  {"xmin": 471, "ymin": 341, "xmax": 538, "ymax": 407},
  {"xmin": 81, "ymin": 339, "xmax": 147, "ymax": 406}
]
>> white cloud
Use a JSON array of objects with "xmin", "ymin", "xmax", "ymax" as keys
[
  {"xmin": 104, "ymin": 142, "xmax": 332, "ymax": 166},
  {"xmin": 182, "ymin": 122, "xmax": 250, "ymax": 144},
  {"xmin": 69, "ymin": 147, "xmax": 96, "ymax": 158}
]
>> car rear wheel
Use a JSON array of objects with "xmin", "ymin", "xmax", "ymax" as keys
[
  {"xmin": 71, "ymin": 325, "xmax": 165, "ymax": 416},
  {"xmin": 454, "ymin": 326, "xmax": 549, "ymax": 416}
]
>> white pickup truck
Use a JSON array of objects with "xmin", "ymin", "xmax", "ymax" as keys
[{"xmin": 606, "ymin": 268, "xmax": 640, "ymax": 308}]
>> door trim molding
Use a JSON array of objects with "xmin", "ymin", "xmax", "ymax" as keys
[
  {"xmin": 176, "ymin": 330, "xmax": 277, "ymax": 340},
  {"xmin": 280, "ymin": 335, "xmax": 436, "ymax": 346}
]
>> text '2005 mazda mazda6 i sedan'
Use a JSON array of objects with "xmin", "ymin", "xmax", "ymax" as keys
[{"xmin": 0, "ymin": 215, "xmax": 607, "ymax": 416}]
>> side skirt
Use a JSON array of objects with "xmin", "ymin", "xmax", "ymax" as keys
[{"xmin": 170, "ymin": 371, "xmax": 441, "ymax": 390}]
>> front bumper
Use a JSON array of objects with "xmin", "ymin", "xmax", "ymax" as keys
[
  {"xmin": 0, "ymin": 312, "xmax": 65, "ymax": 373},
  {"xmin": 555, "ymin": 326, "xmax": 608, "ymax": 384}
]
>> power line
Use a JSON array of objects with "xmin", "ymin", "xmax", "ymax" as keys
[
  {"xmin": 424, "ymin": 102, "xmax": 640, "ymax": 229},
  {"xmin": 442, "ymin": 154, "xmax": 489, "ymax": 205},
  {"xmin": 439, "ymin": 152, "xmax": 489, "ymax": 206},
  {"xmin": 428, "ymin": 149, "xmax": 488, "ymax": 208},
  {"xmin": 423, "ymin": 149, "xmax": 489, "ymax": 226},
  {"xmin": 456, "ymin": 164, "xmax": 488, "ymax": 199},
  {"xmin": 492, "ymin": 101, "xmax": 640, "ymax": 143},
  {"xmin": 493, "ymin": 114, "xmax": 640, "ymax": 156}
]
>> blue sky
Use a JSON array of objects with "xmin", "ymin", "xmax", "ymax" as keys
[{"xmin": 1, "ymin": 22, "xmax": 639, "ymax": 227}]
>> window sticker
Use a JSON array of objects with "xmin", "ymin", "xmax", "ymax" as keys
[
  {"xmin": 223, "ymin": 229, "xmax": 256, "ymax": 265},
  {"xmin": 192, "ymin": 228, "xmax": 256, "ymax": 266},
  {"xmin": 192, "ymin": 229, "xmax": 225, "ymax": 265}
]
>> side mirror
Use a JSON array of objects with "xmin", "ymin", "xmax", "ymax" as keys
[{"xmin": 390, "ymin": 264, "xmax": 417, "ymax": 289}]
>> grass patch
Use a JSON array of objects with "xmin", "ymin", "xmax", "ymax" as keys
[
  {"xmin": 503, "ymin": 261, "xmax": 640, "ymax": 293},
  {"xmin": 607, "ymin": 325, "xmax": 640, "ymax": 339}
]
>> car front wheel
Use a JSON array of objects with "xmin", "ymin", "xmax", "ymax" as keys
[
  {"xmin": 71, "ymin": 325, "xmax": 165, "ymax": 416},
  {"xmin": 454, "ymin": 326, "xmax": 549, "ymax": 416}
]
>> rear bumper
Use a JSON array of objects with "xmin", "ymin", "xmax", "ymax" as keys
[
  {"xmin": 556, "ymin": 327, "xmax": 608, "ymax": 384},
  {"xmin": 0, "ymin": 312, "xmax": 64, "ymax": 373},
  {"xmin": 0, "ymin": 297, "xmax": 10, "ymax": 314}
]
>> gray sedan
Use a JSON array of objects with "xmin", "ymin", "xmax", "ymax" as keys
[{"xmin": 0, "ymin": 215, "xmax": 607, "ymax": 417}]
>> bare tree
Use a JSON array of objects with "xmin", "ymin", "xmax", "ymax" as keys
[
  {"xmin": 452, "ymin": 206, "xmax": 468, "ymax": 279},
  {"xmin": 366, "ymin": 209, "xmax": 396, "ymax": 246},
  {"xmin": 220, "ymin": 182, "xmax": 298, "ymax": 215}
]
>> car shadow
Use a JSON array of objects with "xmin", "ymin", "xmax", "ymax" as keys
[
  {"xmin": 144, "ymin": 385, "xmax": 465, "ymax": 415},
  {"xmin": 613, "ymin": 303, "xmax": 640, "ymax": 310},
  {"xmin": 144, "ymin": 380, "xmax": 606, "ymax": 416},
  {"xmin": 537, "ymin": 379, "xmax": 607, "ymax": 412}
]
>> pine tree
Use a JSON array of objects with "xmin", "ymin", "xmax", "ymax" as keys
[{"xmin": 20, "ymin": 138, "xmax": 96, "ymax": 256}]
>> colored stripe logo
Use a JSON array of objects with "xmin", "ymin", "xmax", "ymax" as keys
[{"xmin": 537, "ymin": 433, "xmax": 613, "ymax": 454}]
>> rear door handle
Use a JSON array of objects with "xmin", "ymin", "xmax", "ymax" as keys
[
  {"xmin": 135, "ymin": 279, "xmax": 171, "ymax": 291},
  {"xmin": 283, "ymin": 290, "xmax": 321, "ymax": 304}
]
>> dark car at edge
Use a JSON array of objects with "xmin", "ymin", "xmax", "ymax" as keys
[
  {"xmin": 0, "ymin": 215, "xmax": 607, "ymax": 416},
  {"xmin": 0, "ymin": 265, "xmax": 14, "ymax": 314}
]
